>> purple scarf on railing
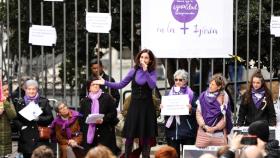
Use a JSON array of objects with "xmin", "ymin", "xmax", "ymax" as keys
[
  {"xmin": 87, "ymin": 90, "xmax": 102, "ymax": 144},
  {"xmin": 251, "ymin": 87, "xmax": 265, "ymax": 109},
  {"xmin": 24, "ymin": 93, "xmax": 39, "ymax": 105},
  {"xmin": 51, "ymin": 110, "xmax": 81, "ymax": 139},
  {"xmin": 199, "ymin": 89, "xmax": 233, "ymax": 134}
]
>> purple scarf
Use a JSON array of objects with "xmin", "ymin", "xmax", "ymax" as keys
[
  {"xmin": 199, "ymin": 89, "xmax": 233, "ymax": 134},
  {"xmin": 51, "ymin": 110, "xmax": 81, "ymax": 139},
  {"xmin": 251, "ymin": 87, "xmax": 265, "ymax": 109},
  {"xmin": 24, "ymin": 93, "xmax": 39, "ymax": 105},
  {"xmin": 87, "ymin": 90, "xmax": 102, "ymax": 144}
]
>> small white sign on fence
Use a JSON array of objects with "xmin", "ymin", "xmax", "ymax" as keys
[
  {"xmin": 86, "ymin": 12, "xmax": 112, "ymax": 33},
  {"xmin": 29, "ymin": 25, "xmax": 57, "ymax": 46},
  {"xmin": 270, "ymin": 16, "xmax": 280, "ymax": 37}
]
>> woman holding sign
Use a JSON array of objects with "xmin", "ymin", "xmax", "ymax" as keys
[
  {"xmin": 13, "ymin": 79, "xmax": 53, "ymax": 158},
  {"xmin": 92, "ymin": 49, "xmax": 158, "ymax": 158},
  {"xmin": 195, "ymin": 74, "xmax": 233, "ymax": 148},
  {"xmin": 79, "ymin": 78, "xmax": 119, "ymax": 154},
  {"xmin": 162, "ymin": 69, "xmax": 198, "ymax": 157}
]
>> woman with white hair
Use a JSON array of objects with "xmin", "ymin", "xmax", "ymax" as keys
[
  {"xmin": 162, "ymin": 69, "xmax": 198, "ymax": 157},
  {"xmin": 13, "ymin": 79, "xmax": 54, "ymax": 158}
]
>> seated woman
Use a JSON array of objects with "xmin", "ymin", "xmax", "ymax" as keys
[
  {"xmin": 52, "ymin": 102, "xmax": 84, "ymax": 158},
  {"xmin": 13, "ymin": 79, "xmax": 53, "ymax": 158},
  {"xmin": 162, "ymin": 69, "xmax": 197, "ymax": 156},
  {"xmin": 237, "ymin": 69, "xmax": 276, "ymax": 126},
  {"xmin": 195, "ymin": 74, "xmax": 233, "ymax": 148},
  {"xmin": 79, "ymin": 78, "xmax": 118, "ymax": 154}
]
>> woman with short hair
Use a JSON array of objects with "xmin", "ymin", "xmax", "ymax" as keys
[
  {"xmin": 52, "ymin": 102, "xmax": 84, "ymax": 158},
  {"xmin": 13, "ymin": 79, "xmax": 53, "ymax": 158},
  {"xmin": 195, "ymin": 74, "xmax": 233, "ymax": 148},
  {"xmin": 162, "ymin": 69, "xmax": 197, "ymax": 157},
  {"xmin": 79, "ymin": 78, "xmax": 119, "ymax": 155}
]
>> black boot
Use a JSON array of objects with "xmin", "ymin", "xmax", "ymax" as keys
[
  {"xmin": 125, "ymin": 144, "xmax": 133, "ymax": 158},
  {"xmin": 142, "ymin": 145, "xmax": 151, "ymax": 158}
]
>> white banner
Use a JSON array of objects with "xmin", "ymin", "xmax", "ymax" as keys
[
  {"xmin": 29, "ymin": 25, "xmax": 57, "ymax": 46},
  {"xmin": 141, "ymin": 0, "xmax": 233, "ymax": 58},
  {"xmin": 86, "ymin": 12, "xmax": 112, "ymax": 33}
]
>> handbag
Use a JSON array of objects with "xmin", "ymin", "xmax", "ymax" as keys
[{"xmin": 38, "ymin": 126, "xmax": 51, "ymax": 140}]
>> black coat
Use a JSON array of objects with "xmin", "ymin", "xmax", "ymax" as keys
[
  {"xmin": 237, "ymin": 92, "xmax": 276, "ymax": 126},
  {"xmin": 13, "ymin": 97, "xmax": 54, "ymax": 154},
  {"xmin": 79, "ymin": 72, "xmax": 120, "ymax": 108},
  {"xmin": 79, "ymin": 93, "xmax": 119, "ymax": 154}
]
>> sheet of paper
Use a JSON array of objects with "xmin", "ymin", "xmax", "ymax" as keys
[
  {"xmin": 29, "ymin": 25, "xmax": 57, "ymax": 46},
  {"xmin": 19, "ymin": 102, "xmax": 43, "ymax": 121},
  {"xmin": 86, "ymin": 12, "xmax": 112, "ymax": 33},
  {"xmin": 161, "ymin": 95, "xmax": 190, "ymax": 116},
  {"xmin": 270, "ymin": 16, "xmax": 280, "ymax": 37},
  {"xmin": 85, "ymin": 113, "xmax": 104, "ymax": 124}
]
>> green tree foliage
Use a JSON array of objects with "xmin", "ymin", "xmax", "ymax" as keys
[{"xmin": 236, "ymin": 0, "xmax": 280, "ymax": 72}]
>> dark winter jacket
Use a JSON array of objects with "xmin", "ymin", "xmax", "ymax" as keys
[
  {"xmin": 237, "ymin": 92, "xmax": 276, "ymax": 126},
  {"xmin": 79, "ymin": 93, "xmax": 119, "ymax": 154},
  {"xmin": 13, "ymin": 97, "xmax": 54, "ymax": 154}
]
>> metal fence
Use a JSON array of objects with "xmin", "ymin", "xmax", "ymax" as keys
[{"xmin": 0, "ymin": 0, "xmax": 279, "ymax": 110}]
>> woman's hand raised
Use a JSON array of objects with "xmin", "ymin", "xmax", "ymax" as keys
[{"xmin": 92, "ymin": 78, "xmax": 105, "ymax": 85}]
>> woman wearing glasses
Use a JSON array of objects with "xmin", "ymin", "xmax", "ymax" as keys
[
  {"xmin": 195, "ymin": 74, "xmax": 233, "ymax": 148},
  {"xmin": 79, "ymin": 79, "xmax": 119, "ymax": 155},
  {"xmin": 52, "ymin": 102, "xmax": 83, "ymax": 158},
  {"xmin": 162, "ymin": 69, "xmax": 198, "ymax": 157}
]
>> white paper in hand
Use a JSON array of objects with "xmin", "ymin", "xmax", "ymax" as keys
[
  {"xmin": 19, "ymin": 101, "xmax": 43, "ymax": 121},
  {"xmin": 161, "ymin": 95, "xmax": 190, "ymax": 116},
  {"xmin": 86, "ymin": 114, "xmax": 104, "ymax": 124}
]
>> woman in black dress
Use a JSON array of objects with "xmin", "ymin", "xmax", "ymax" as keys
[{"xmin": 93, "ymin": 49, "xmax": 158, "ymax": 158}]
